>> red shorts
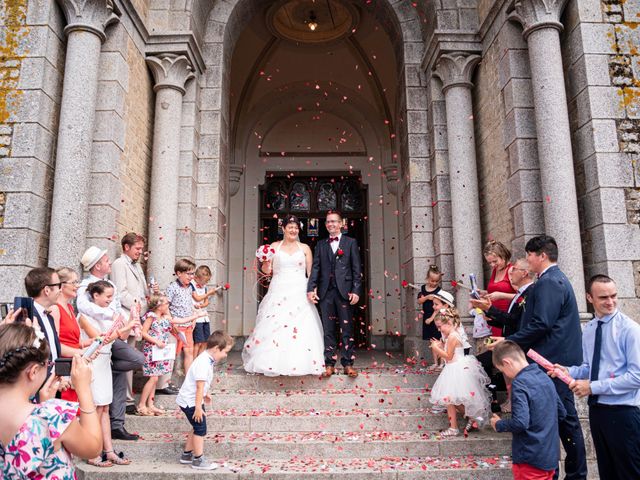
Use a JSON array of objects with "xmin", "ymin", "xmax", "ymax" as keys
[
  {"xmin": 512, "ymin": 463, "xmax": 555, "ymax": 480},
  {"xmin": 174, "ymin": 324, "xmax": 194, "ymax": 354}
]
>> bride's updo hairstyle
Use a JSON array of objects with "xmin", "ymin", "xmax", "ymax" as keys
[
  {"xmin": 0, "ymin": 323, "xmax": 50, "ymax": 385},
  {"xmin": 282, "ymin": 214, "xmax": 300, "ymax": 228},
  {"xmin": 436, "ymin": 307, "xmax": 461, "ymax": 328}
]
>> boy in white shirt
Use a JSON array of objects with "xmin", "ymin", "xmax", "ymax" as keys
[
  {"xmin": 190, "ymin": 265, "xmax": 216, "ymax": 357},
  {"xmin": 176, "ymin": 330, "xmax": 234, "ymax": 470}
]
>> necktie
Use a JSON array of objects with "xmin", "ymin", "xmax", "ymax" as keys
[
  {"xmin": 588, "ymin": 320, "xmax": 603, "ymax": 407},
  {"xmin": 329, "ymin": 237, "xmax": 339, "ymax": 242}
]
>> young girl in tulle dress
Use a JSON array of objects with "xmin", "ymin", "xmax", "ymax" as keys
[{"xmin": 429, "ymin": 307, "xmax": 491, "ymax": 437}]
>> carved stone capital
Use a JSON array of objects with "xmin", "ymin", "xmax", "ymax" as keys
[
  {"xmin": 383, "ymin": 164, "xmax": 399, "ymax": 196},
  {"xmin": 433, "ymin": 53, "xmax": 481, "ymax": 93},
  {"xmin": 57, "ymin": 0, "xmax": 119, "ymax": 42},
  {"xmin": 229, "ymin": 165, "xmax": 244, "ymax": 197},
  {"xmin": 146, "ymin": 54, "xmax": 195, "ymax": 95},
  {"xmin": 507, "ymin": 0, "xmax": 568, "ymax": 38}
]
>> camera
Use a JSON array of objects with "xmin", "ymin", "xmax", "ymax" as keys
[{"xmin": 54, "ymin": 358, "xmax": 72, "ymax": 376}]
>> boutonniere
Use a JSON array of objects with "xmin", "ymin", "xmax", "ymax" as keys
[
  {"xmin": 517, "ymin": 296, "xmax": 526, "ymax": 310},
  {"xmin": 336, "ymin": 249, "xmax": 344, "ymax": 258}
]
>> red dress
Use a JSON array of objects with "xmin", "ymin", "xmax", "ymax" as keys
[
  {"xmin": 57, "ymin": 303, "xmax": 80, "ymax": 402},
  {"xmin": 487, "ymin": 265, "xmax": 516, "ymax": 337}
]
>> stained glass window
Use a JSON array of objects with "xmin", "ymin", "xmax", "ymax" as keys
[
  {"xmin": 265, "ymin": 182, "xmax": 286, "ymax": 211},
  {"xmin": 341, "ymin": 180, "xmax": 362, "ymax": 212},
  {"xmin": 290, "ymin": 182, "xmax": 310, "ymax": 211},
  {"xmin": 317, "ymin": 182, "xmax": 337, "ymax": 211}
]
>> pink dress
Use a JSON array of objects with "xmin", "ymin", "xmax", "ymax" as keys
[{"xmin": 1, "ymin": 399, "xmax": 79, "ymax": 479}]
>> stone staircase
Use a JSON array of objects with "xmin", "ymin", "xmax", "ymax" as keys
[{"xmin": 77, "ymin": 352, "xmax": 513, "ymax": 479}]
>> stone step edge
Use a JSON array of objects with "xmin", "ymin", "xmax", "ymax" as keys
[
  {"xmin": 76, "ymin": 455, "xmax": 513, "ymax": 474},
  {"xmin": 121, "ymin": 429, "xmax": 502, "ymax": 443}
]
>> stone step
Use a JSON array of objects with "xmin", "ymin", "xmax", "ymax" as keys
[
  {"xmin": 203, "ymin": 368, "xmax": 437, "ymax": 391},
  {"xmin": 124, "ymin": 407, "xmax": 451, "ymax": 433},
  {"xmin": 112, "ymin": 430, "xmax": 510, "ymax": 460},
  {"xmin": 149, "ymin": 387, "xmax": 432, "ymax": 410},
  {"xmin": 76, "ymin": 455, "xmax": 512, "ymax": 479}
]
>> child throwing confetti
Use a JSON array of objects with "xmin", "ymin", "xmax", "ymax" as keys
[{"xmin": 429, "ymin": 307, "xmax": 491, "ymax": 437}]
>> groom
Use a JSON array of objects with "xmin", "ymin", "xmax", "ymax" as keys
[{"xmin": 307, "ymin": 211, "xmax": 362, "ymax": 378}]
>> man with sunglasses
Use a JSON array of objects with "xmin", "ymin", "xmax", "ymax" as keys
[{"xmin": 25, "ymin": 267, "xmax": 62, "ymax": 368}]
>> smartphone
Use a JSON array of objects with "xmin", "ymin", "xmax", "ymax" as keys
[
  {"xmin": 469, "ymin": 274, "xmax": 480, "ymax": 300},
  {"xmin": 13, "ymin": 297, "xmax": 34, "ymax": 323},
  {"xmin": 54, "ymin": 358, "xmax": 72, "ymax": 376}
]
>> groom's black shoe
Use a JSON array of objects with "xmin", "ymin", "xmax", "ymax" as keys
[
  {"xmin": 344, "ymin": 366, "xmax": 358, "ymax": 378},
  {"xmin": 322, "ymin": 366, "xmax": 335, "ymax": 377}
]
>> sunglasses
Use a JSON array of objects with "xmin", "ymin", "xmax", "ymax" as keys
[{"xmin": 46, "ymin": 283, "xmax": 62, "ymax": 289}]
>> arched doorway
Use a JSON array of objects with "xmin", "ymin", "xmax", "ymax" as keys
[{"xmin": 196, "ymin": 0, "xmax": 434, "ymax": 351}]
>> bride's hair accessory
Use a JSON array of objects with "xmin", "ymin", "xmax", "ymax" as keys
[{"xmin": 282, "ymin": 214, "xmax": 303, "ymax": 230}]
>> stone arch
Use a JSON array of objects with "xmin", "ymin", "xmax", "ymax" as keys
[{"xmin": 195, "ymin": 0, "xmax": 434, "ymax": 343}]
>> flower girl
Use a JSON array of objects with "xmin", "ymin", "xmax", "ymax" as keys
[{"xmin": 429, "ymin": 307, "xmax": 491, "ymax": 437}]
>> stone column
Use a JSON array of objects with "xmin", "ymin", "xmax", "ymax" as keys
[
  {"xmin": 509, "ymin": 0, "xmax": 586, "ymax": 309},
  {"xmin": 146, "ymin": 54, "xmax": 195, "ymax": 287},
  {"xmin": 433, "ymin": 53, "xmax": 484, "ymax": 307},
  {"xmin": 48, "ymin": 0, "xmax": 119, "ymax": 269}
]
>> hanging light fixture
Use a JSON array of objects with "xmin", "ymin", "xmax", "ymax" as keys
[{"xmin": 307, "ymin": 10, "xmax": 318, "ymax": 31}]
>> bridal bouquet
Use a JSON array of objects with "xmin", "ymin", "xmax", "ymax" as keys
[{"xmin": 256, "ymin": 244, "xmax": 276, "ymax": 262}]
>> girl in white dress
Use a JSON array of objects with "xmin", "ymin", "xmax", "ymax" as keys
[
  {"xmin": 242, "ymin": 215, "xmax": 325, "ymax": 376},
  {"xmin": 429, "ymin": 307, "xmax": 491, "ymax": 437},
  {"xmin": 80, "ymin": 281, "xmax": 131, "ymax": 467}
]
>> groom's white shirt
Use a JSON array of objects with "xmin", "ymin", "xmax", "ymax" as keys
[{"xmin": 330, "ymin": 233, "xmax": 342, "ymax": 254}]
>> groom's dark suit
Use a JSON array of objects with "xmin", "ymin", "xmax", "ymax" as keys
[{"xmin": 308, "ymin": 235, "xmax": 362, "ymax": 367}]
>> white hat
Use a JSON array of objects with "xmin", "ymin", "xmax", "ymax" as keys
[
  {"xmin": 81, "ymin": 246, "xmax": 108, "ymax": 271},
  {"xmin": 432, "ymin": 290, "xmax": 455, "ymax": 307}
]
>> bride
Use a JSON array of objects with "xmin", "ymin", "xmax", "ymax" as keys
[{"xmin": 242, "ymin": 215, "xmax": 325, "ymax": 376}]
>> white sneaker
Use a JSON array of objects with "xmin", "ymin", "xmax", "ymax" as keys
[{"xmin": 191, "ymin": 456, "xmax": 219, "ymax": 470}]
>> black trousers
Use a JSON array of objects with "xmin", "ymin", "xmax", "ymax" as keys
[
  {"xmin": 318, "ymin": 286, "xmax": 354, "ymax": 367},
  {"xmin": 553, "ymin": 378, "xmax": 588, "ymax": 480},
  {"xmin": 589, "ymin": 404, "xmax": 640, "ymax": 480},
  {"xmin": 476, "ymin": 350, "xmax": 506, "ymax": 400},
  {"xmin": 109, "ymin": 339, "xmax": 144, "ymax": 430}
]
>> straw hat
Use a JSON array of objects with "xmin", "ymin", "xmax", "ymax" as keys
[{"xmin": 81, "ymin": 246, "xmax": 108, "ymax": 271}]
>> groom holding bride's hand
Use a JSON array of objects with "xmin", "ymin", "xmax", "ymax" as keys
[{"xmin": 307, "ymin": 211, "xmax": 362, "ymax": 378}]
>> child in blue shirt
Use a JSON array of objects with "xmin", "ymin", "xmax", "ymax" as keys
[{"xmin": 490, "ymin": 341, "xmax": 566, "ymax": 480}]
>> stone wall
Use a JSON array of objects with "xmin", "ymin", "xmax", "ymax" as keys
[
  {"xmin": 603, "ymin": 0, "xmax": 640, "ymax": 307},
  {"xmin": 473, "ymin": 19, "xmax": 517, "ymax": 258},
  {"xmin": 0, "ymin": 0, "xmax": 65, "ymax": 301},
  {"xmin": 117, "ymin": 36, "xmax": 154, "ymax": 240},
  {"xmin": 560, "ymin": 0, "xmax": 640, "ymax": 317},
  {"xmin": 476, "ymin": 2, "xmax": 544, "ymax": 265}
]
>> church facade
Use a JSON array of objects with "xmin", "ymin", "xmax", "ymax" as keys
[{"xmin": 1, "ymin": 0, "xmax": 639, "ymax": 350}]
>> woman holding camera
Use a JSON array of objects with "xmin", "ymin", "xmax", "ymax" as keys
[{"xmin": 0, "ymin": 322, "xmax": 102, "ymax": 478}]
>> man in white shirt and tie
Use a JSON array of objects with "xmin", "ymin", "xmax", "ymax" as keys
[{"xmin": 24, "ymin": 267, "xmax": 63, "ymax": 367}]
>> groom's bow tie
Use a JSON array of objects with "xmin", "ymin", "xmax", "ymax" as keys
[{"xmin": 329, "ymin": 237, "xmax": 339, "ymax": 242}]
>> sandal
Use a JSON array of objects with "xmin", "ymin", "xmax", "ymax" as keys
[
  {"xmin": 104, "ymin": 450, "xmax": 131, "ymax": 466},
  {"xmin": 87, "ymin": 456, "xmax": 113, "ymax": 468},
  {"xmin": 439, "ymin": 427, "xmax": 460, "ymax": 438},
  {"xmin": 464, "ymin": 418, "xmax": 479, "ymax": 433},
  {"xmin": 135, "ymin": 406, "xmax": 155, "ymax": 416},
  {"xmin": 150, "ymin": 405, "xmax": 166, "ymax": 416}
]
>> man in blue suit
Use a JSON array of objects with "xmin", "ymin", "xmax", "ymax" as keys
[{"xmin": 490, "ymin": 235, "xmax": 587, "ymax": 480}]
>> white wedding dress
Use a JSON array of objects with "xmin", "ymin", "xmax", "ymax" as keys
[{"xmin": 242, "ymin": 242, "xmax": 325, "ymax": 376}]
